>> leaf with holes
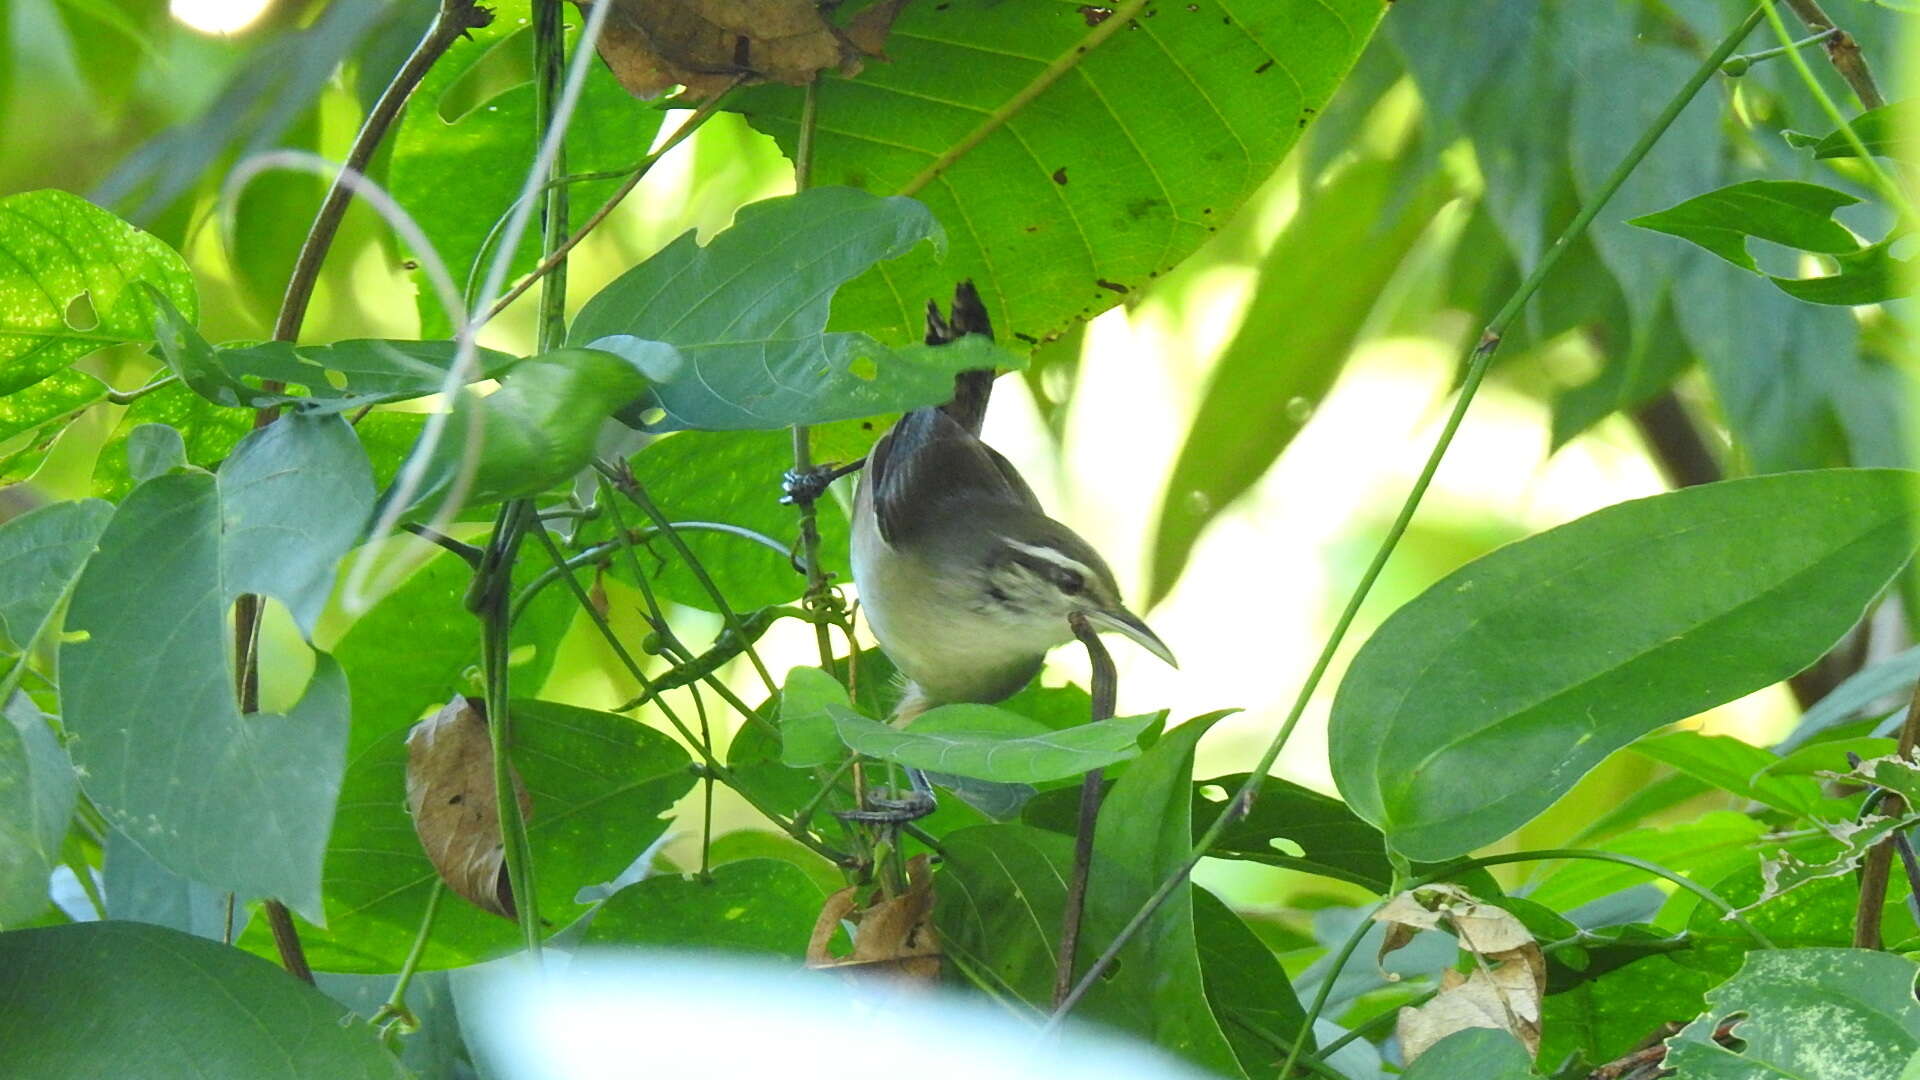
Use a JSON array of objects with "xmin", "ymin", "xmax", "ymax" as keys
[
  {"xmin": 0, "ymin": 189, "xmax": 196, "ymax": 397},
  {"xmin": 831, "ymin": 703, "xmax": 1155, "ymax": 783},
  {"xmin": 58, "ymin": 413, "xmax": 372, "ymax": 920},
  {"xmin": 1330, "ymin": 470, "xmax": 1917, "ymax": 861},
  {"xmin": 570, "ymin": 187, "xmax": 1027, "ymax": 430},
  {"xmin": 1663, "ymin": 949, "xmax": 1920, "ymax": 1078},
  {"xmin": 731, "ymin": 0, "xmax": 1387, "ymax": 345}
]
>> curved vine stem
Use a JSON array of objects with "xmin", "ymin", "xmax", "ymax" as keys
[{"xmin": 1047, "ymin": 2, "xmax": 1771, "ymax": 1030}]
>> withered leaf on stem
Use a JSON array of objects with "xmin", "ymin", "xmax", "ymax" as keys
[
  {"xmin": 574, "ymin": 0, "xmax": 909, "ymax": 101},
  {"xmin": 406, "ymin": 695, "xmax": 534, "ymax": 920},
  {"xmin": 806, "ymin": 853, "xmax": 940, "ymax": 983},
  {"xmin": 1372, "ymin": 883, "xmax": 1544, "ymax": 1062}
]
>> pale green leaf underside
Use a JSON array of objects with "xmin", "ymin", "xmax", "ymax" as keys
[{"xmin": 832, "ymin": 703, "xmax": 1154, "ymax": 783}]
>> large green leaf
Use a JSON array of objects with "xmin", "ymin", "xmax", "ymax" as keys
[
  {"xmin": 0, "ymin": 698, "xmax": 76, "ymax": 927},
  {"xmin": 571, "ymin": 188, "xmax": 1025, "ymax": 431},
  {"xmin": 621, "ymin": 427, "xmax": 850, "ymax": 612},
  {"xmin": 832, "ymin": 703, "xmax": 1155, "ymax": 784},
  {"xmin": 0, "ymin": 188, "xmax": 195, "ymax": 396},
  {"xmin": 388, "ymin": 0, "xmax": 664, "ymax": 337},
  {"xmin": 583, "ymin": 858, "xmax": 825, "ymax": 958},
  {"xmin": 1540, "ymin": 953, "xmax": 1717, "ymax": 1073},
  {"xmin": 1527, "ymin": 812, "xmax": 1771, "ymax": 915},
  {"xmin": 1629, "ymin": 730, "xmax": 1844, "ymax": 819},
  {"xmin": 91, "ymin": 383, "xmax": 257, "ymax": 500},
  {"xmin": 733, "ymin": 0, "xmax": 1386, "ymax": 345},
  {"xmin": 0, "ymin": 369, "xmax": 106, "ymax": 448},
  {"xmin": 779, "ymin": 666, "xmax": 851, "ymax": 769},
  {"xmin": 1664, "ymin": 949, "xmax": 1920, "ymax": 1078},
  {"xmin": 381, "ymin": 347, "xmax": 651, "ymax": 518},
  {"xmin": 0, "ymin": 922, "xmax": 405, "ymax": 1078},
  {"xmin": 60, "ymin": 413, "xmax": 374, "ymax": 919},
  {"xmin": 1149, "ymin": 144, "xmax": 1451, "ymax": 602},
  {"xmin": 1193, "ymin": 888, "xmax": 1314, "ymax": 1075},
  {"xmin": 101, "ymin": 827, "xmax": 236, "ymax": 941},
  {"xmin": 1330, "ymin": 469, "xmax": 1916, "ymax": 861},
  {"xmin": 1193, "ymin": 773, "xmax": 1394, "ymax": 891},
  {"xmin": 0, "ymin": 499, "xmax": 112, "ymax": 658}
]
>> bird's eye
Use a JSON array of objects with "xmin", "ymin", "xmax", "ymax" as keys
[{"xmin": 1054, "ymin": 569, "xmax": 1084, "ymax": 595}]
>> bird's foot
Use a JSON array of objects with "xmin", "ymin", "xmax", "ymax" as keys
[
  {"xmin": 779, "ymin": 459, "xmax": 866, "ymax": 506},
  {"xmin": 833, "ymin": 776, "xmax": 937, "ymax": 825}
]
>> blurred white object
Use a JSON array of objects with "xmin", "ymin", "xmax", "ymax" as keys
[{"xmin": 464, "ymin": 950, "xmax": 1211, "ymax": 1080}]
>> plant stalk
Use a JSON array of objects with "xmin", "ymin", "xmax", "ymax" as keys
[
  {"xmin": 1854, "ymin": 680, "xmax": 1920, "ymax": 948},
  {"xmin": 1053, "ymin": 613, "xmax": 1115, "ymax": 1009},
  {"xmin": 1049, "ymin": 2, "xmax": 1770, "ymax": 1030}
]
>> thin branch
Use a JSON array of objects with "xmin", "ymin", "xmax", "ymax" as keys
[
  {"xmin": 478, "ymin": 501, "xmax": 542, "ymax": 957},
  {"xmin": 1049, "ymin": 3, "xmax": 1771, "ymax": 1034},
  {"xmin": 1720, "ymin": 26, "xmax": 1834, "ymax": 75},
  {"xmin": 530, "ymin": 0, "xmax": 571, "ymax": 351},
  {"xmin": 372, "ymin": 881, "xmax": 444, "ymax": 1040},
  {"xmin": 1855, "ymin": 680, "xmax": 1920, "ymax": 948},
  {"xmin": 1779, "ymin": 0, "xmax": 1887, "ymax": 108},
  {"xmin": 1053, "ymin": 613, "xmax": 1115, "ymax": 1009},
  {"xmin": 275, "ymin": 0, "xmax": 490, "ymax": 343},
  {"xmin": 479, "ymin": 83, "xmax": 740, "ymax": 328}
]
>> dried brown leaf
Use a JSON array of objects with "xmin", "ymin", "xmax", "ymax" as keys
[
  {"xmin": 405, "ymin": 696, "xmax": 532, "ymax": 919},
  {"xmin": 1375, "ymin": 884, "xmax": 1545, "ymax": 1063},
  {"xmin": 577, "ymin": 0, "xmax": 901, "ymax": 101},
  {"xmin": 807, "ymin": 854, "xmax": 941, "ymax": 984}
]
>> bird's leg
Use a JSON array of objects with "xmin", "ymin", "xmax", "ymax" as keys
[
  {"xmin": 779, "ymin": 457, "xmax": 866, "ymax": 506},
  {"xmin": 832, "ymin": 773, "xmax": 936, "ymax": 824}
]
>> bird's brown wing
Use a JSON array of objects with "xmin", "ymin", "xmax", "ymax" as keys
[{"xmin": 868, "ymin": 407, "xmax": 1040, "ymax": 546}]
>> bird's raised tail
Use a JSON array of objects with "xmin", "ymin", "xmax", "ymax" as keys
[{"xmin": 926, "ymin": 280, "xmax": 995, "ymax": 436}]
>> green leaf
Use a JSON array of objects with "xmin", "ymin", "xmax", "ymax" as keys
[
  {"xmin": 1401, "ymin": 1029, "xmax": 1534, "ymax": 1079},
  {"xmin": 1809, "ymin": 100, "xmax": 1915, "ymax": 160},
  {"xmin": 60, "ymin": 413, "xmax": 374, "ymax": 919},
  {"xmin": 1540, "ymin": 954, "xmax": 1717, "ymax": 1074},
  {"xmin": 1527, "ymin": 812, "xmax": 1772, "ymax": 915},
  {"xmin": 91, "ymin": 383, "xmax": 256, "ymax": 501},
  {"xmin": 780, "ymin": 666, "xmax": 850, "ymax": 768},
  {"xmin": 1630, "ymin": 730, "xmax": 1836, "ymax": 818},
  {"xmin": 1194, "ymin": 888, "xmax": 1315, "ymax": 1074},
  {"xmin": 1330, "ymin": 470, "xmax": 1917, "ymax": 860},
  {"xmin": 0, "ymin": 189, "xmax": 196, "ymax": 396},
  {"xmin": 1628, "ymin": 180, "xmax": 1861, "ymax": 272},
  {"xmin": 102, "ymin": 827, "xmax": 235, "ymax": 941},
  {"xmin": 0, "ymin": 922, "xmax": 405, "ymax": 1078},
  {"xmin": 1078, "ymin": 712, "xmax": 1241, "ymax": 1074},
  {"xmin": 1664, "ymin": 949, "xmax": 1920, "ymax": 1078},
  {"xmin": 734, "ymin": 0, "xmax": 1387, "ymax": 346},
  {"xmin": 832, "ymin": 703, "xmax": 1155, "ymax": 784},
  {"xmin": 1194, "ymin": 773, "xmax": 1395, "ymax": 891},
  {"xmin": 0, "ymin": 698, "xmax": 76, "ymax": 927},
  {"xmin": 0, "ymin": 369, "xmax": 106, "ymax": 447},
  {"xmin": 1778, "ymin": 643, "xmax": 1920, "ymax": 751},
  {"xmin": 583, "ymin": 859, "xmax": 826, "ymax": 958},
  {"xmin": 1629, "ymin": 180, "xmax": 1912, "ymax": 306},
  {"xmin": 149, "ymin": 292, "xmax": 518, "ymax": 413},
  {"xmin": 1149, "ymin": 144, "xmax": 1452, "ymax": 602},
  {"xmin": 937, "ymin": 823, "xmax": 1077, "ymax": 1000},
  {"xmin": 572, "ymin": 188, "xmax": 1026, "ymax": 431},
  {"xmin": 270, "ymin": 699, "xmax": 695, "ymax": 973},
  {"xmin": 389, "ymin": 0, "xmax": 664, "ymax": 337},
  {"xmin": 125, "ymin": 422, "xmax": 185, "ymax": 483},
  {"xmin": 620, "ymin": 428, "xmax": 850, "ymax": 612},
  {"xmin": 0, "ymin": 499, "xmax": 112, "ymax": 657},
  {"xmin": 381, "ymin": 347, "xmax": 650, "ymax": 518}
]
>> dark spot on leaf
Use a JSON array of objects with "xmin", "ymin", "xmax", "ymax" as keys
[
  {"xmin": 1014, "ymin": 332, "xmax": 1038, "ymax": 344},
  {"xmin": 1255, "ymin": 60, "xmax": 1273, "ymax": 74},
  {"xmin": 935, "ymin": 1, "xmax": 948, "ymax": 7},
  {"xmin": 1221, "ymin": 15, "xmax": 1230, "ymax": 23},
  {"xmin": 448, "ymin": 794, "xmax": 463, "ymax": 805},
  {"xmin": 1146, "ymin": 7, "xmax": 1158, "ymax": 15},
  {"xmin": 1304, "ymin": 106, "xmax": 1317, "ymax": 114},
  {"xmin": 1025, "ymin": 224, "xmax": 1039, "ymax": 233},
  {"xmin": 844, "ymin": 171, "xmax": 867, "ymax": 188},
  {"xmin": 861, "ymin": 421, "xmax": 874, "ymax": 430},
  {"xmin": 1148, "ymin": 270, "xmax": 1159, "ymax": 278},
  {"xmin": 1126, "ymin": 197, "xmax": 1160, "ymax": 219},
  {"xmin": 1202, "ymin": 207, "xmax": 1213, "ymax": 214},
  {"xmin": 1077, "ymin": 4, "xmax": 1113, "ymax": 25},
  {"xmin": 400, "ymin": 259, "xmax": 420, "ymax": 271},
  {"xmin": 1052, "ymin": 167, "xmax": 1069, "ymax": 185},
  {"xmin": 1096, "ymin": 279, "xmax": 1129, "ymax": 294},
  {"xmin": 1297, "ymin": 118, "xmax": 1308, "ymax": 128},
  {"xmin": 1186, "ymin": 2, "xmax": 1198, "ymax": 8}
]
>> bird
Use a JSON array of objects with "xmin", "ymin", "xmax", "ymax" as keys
[{"xmin": 849, "ymin": 282, "xmax": 1176, "ymax": 737}]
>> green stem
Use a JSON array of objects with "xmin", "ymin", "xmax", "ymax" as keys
[
  {"xmin": 787, "ymin": 78, "xmax": 844, "ymax": 674},
  {"xmin": 1050, "ymin": 2, "xmax": 1770, "ymax": 1032},
  {"xmin": 1720, "ymin": 27, "xmax": 1834, "ymax": 74},
  {"xmin": 480, "ymin": 500, "xmax": 542, "ymax": 957},
  {"xmin": 1760, "ymin": 0, "xmax": 1918, "ymax": 224},
  {"xmin": 526, "ymin": 522, "xmax": 853, "ymax": 867},
  {"xmin": 373, "ymin": 881, "xmax": 444, "ymax": 1035},
  {"xmin": 530, "ymin": 0, "xmax": 569, "ymax": 351}
]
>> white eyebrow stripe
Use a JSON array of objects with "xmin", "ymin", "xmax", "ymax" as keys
[{"xmin": 1003, "ymin": 539, "xmax": 1094, "ymax": 578}]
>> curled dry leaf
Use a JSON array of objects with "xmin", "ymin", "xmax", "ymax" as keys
[
  {"xmin": 405, "ymin": 696, "xmax": 533, "ymax": 920},
  {"xmin": 576, "ymin": 0, "xmax": 908, "ymax": 101},
  {"xmin": 806, "ymin": 853, "xmax": 940, "ymax": 983},
  {"xmin": 1373, "ymin": 883, "xmax": 1544, "ymax": 1062}
]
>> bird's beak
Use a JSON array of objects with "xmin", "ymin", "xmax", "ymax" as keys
[{"xmin": 1083, "ymin": 607, "xmax": 1178, "ymax": 669}]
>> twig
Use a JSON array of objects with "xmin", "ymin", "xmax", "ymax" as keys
[
  {"xmin": 1053, "ymin": 613, "xmax": 1115, "ymax": 1009},
  {"xmin": 402, "ymin": 522, "xmax": 484, "ymax": 568},
  {"xmin": 476, "ymin": 500, "xmax": 542, "ymax": 957},
  {"xmin": 477, "ymin": 80, "xmax": 742, "ymax": 327},
  {"xmin": 1719, "ymin": 26, "xmax": 1834, "ymax": 75},
  {"xmin": 1048, "ymin": 1, "xmax": 1770, "ymax": 1040},
  {"xmin": 1854, "ymin": 679, "xmax": 1920, "ymax": 948},
  {"xmin": 372, "ymin": 881, "xmax": 444, "ymax": 1039},
  {"xmin": 1779, "ymin": 0, "xmax": 1886, "ymax": 108}
]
